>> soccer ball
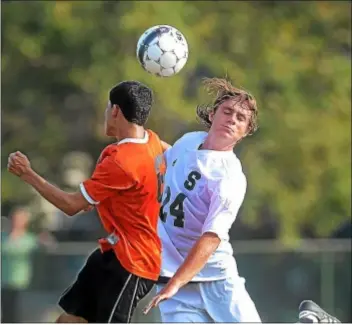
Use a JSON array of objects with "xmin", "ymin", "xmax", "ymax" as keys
[{"xmin": 136, "ymin": 25, "xmax": 189, "ymax": 77}]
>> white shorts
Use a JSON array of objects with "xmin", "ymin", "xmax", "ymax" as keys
[{"xmin": 157, "ymin": 276, "xmax": 261, "ymax": 323}]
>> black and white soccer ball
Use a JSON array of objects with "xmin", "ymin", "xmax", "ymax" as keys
[{"xmin": 136, "ymin": 25, "xmax": 189, "ymax": 77}]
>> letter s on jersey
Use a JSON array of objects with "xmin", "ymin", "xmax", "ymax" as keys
[{"xmin": 184, "ymin": 171, "xmax": 201, "ymax": 191}]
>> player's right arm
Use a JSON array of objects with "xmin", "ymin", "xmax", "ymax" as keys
[
  {"xmin": 8, "ymin": 151, "xmax": 90, "ymax": 216},
  {"xmin": 149, "ymin": 174, "xmax": 246, "ymax": 292},
  {"xmin": 8, "ymin": 150, "xmax": 135, "ymax": 216},
  {"xmin": 144, "ymin": 231, "xmax": 221, "ymax": 314}
]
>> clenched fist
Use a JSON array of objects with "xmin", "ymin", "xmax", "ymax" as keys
[{"xmin": 7, "ymin": 151, "xmax": 32, "ymax": 177}]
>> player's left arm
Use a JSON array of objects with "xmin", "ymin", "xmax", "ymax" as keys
[{"xmin": 8, "ymin": 151, "xmax": 90, "ymax": 216}]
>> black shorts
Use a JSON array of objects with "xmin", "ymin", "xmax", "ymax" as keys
[{"xmin": 58, "ymin": 248, "xmax": 155, "ymax": 323}]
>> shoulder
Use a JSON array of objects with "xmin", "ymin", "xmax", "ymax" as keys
[
  {"xmin": 96, "ymin": 144, "xmax": 120, "ymax": 166},
  {"xmin": 146, "ymin": 129, "xmax": 161, "ymax": 142},
  {"xmin": 93, "ymin": 145, "xmax": 117, "ymax": 168},
  {"xmin": 102, "ymin": 130, "xmax": 162, "ymax": 162},
  {"xmin": 93, "ymin": 145, "xmax": 127, "ymax": 179},
  {"xmin": 171, "ymin": 131, "xmax": 207, "ymax": 153},
  {"xmin": 224, "ymin": 154, "xmax": 246, "ymax": 180},
  {"xmin": 209, "ymin": 156, "xmax": 247, "ymax": 199},
  {"xmin": 175, "ymin": 131, "xmax": 207, "ymax": 146},
  {"xmin": 164, "ymin": 131, "xmax": 206, "ymax": 164},
  {"xmin": 200, "ymin": 152, "xmax": 245, "ymax": 179}
]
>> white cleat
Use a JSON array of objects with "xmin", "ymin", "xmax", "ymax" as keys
[{"xmin": 299, "ymin": 300, "xmax": 340, "ymax": 323}]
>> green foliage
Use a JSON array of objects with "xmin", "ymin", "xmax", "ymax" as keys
[{"xmin": 2, "ymin": 1, "xmax": 351, "ymax": 241}]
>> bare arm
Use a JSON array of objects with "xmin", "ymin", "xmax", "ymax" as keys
[
  {"xmin": 8, "ymin": 151, "xmax": 90, "ymax": 216},
  {"xmin": 144, "ymin": 232, "xmax": 220, "ymax": 313},
  {"xmin": 144, "ymin": 177, "xmax": 245, "ymax": 314},
  {"xmin": 21, "ymin": 169, "xmax": 90, "ymax": 216},
  {"xmin": 166, "ymin": 232, "xmax": 220, "ymax": 288}
]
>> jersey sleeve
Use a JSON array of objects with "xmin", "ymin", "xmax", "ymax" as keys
[
  {"xmin": 79, "ymin": 155, "xmax": 135, "ymax": 205},
  {"xmin": 201, "ymin": 175, "xmax": 247, "ymax": 240}
]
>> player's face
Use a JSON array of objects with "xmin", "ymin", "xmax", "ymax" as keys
[{"xmin": 209, "ymin": 98, "xmax": 251, "ymax": 145}]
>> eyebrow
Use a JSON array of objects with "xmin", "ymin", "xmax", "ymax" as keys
[
  {"xmin": 223, "ymin": 106, "xmax": 250, "ymax": 119},
  {"xmin": 223, "ymin": 105, "xmax": 236, "ymax": 111}
]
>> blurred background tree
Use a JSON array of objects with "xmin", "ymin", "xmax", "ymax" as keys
[{"xmin": 1, "ymin": 1, "xmax": 351, "ymax": 243}]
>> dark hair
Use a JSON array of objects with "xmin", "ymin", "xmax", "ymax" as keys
[
  {"xmin": 109, "ymin": 81, "xmax": 153, "ymax": 126},
  {"xmin": 196, "ymin": 77, "xmax": 258, "ymax": 135}
]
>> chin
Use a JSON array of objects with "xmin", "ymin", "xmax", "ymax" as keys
[
  {"xmin": 105, "ymin": 127, "xmax": 113, "ymax": 137},
  {"xmin": 219, "ymin": 129, "xmax": 234, "ymax": 138}
]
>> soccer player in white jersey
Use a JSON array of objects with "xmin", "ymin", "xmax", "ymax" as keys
[
  {"xmin": 144, "ymin": 77, "xmax": 261, "ymax": 322},
  {"xmin": 144, "ymin": 77, "xmax": 342, "ymax": 324}
]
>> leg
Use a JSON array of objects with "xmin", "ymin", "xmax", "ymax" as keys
[
  {"xmin": 161, "ymin": 308, "xmax": 213, "ymax": 323},
  {"xmin": 95, "ymin": 251, "xmax": 155, "ymax": 323},
  {"xmin": 58, "ymin": 248, "xmax": 154, "ymax": 323},
  {"xmin": 200, "ymin": 277, "xmax": 262, "ymax": 323},
  {"xmin": 1, "ymin": 288, "xmax": 19, "ymax": 323},
  {"xmin": 58, "ymin": 248, "xmax": 102, "ymax": 322},
  {"xmin": 156, "ymin": 283, "xmax": 213, "ymax": 323},
  {"xmin": 299, "ymin": 300, "xmax": 341, "ymax": 323}
]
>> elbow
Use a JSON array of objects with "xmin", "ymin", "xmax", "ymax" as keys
[
  {"xmin": 63, "ymin": 193, "xmax": 87, "ymax": 216},
  {"xmin": 63, "ymin": 208, "xmax": 77, "ymax": 217},
  {"xmin": 65, "ymin": 205, "xmax": 83, "ymax": 217},
  {"xmin": 65, "ymin": 209, "xmax": 78, "ymax": 217},
  {"xmin": 202, "ymin": 232, "xmax": 221, "ymax": 250},
  {"xmin": 63, "ymin": 202, "xmax": 82, "ymax": 217}
]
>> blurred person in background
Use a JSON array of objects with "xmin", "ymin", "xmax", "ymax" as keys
[
  {"xmin": 1, "ymin": 207, "xmax": 39, "ymax": 323},
  {"xmin": 7, "ymin": 81, "xmax": 167, "ymax": 323}
]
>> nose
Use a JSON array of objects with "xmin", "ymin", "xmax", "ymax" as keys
[{"xmin": 228, "ymin": 114, "xmax": 237, "ymax": 125}]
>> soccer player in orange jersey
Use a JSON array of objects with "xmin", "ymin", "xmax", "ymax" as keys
[{"xmin": 7, "ymin": 81, "xmax": 167, "ymax": 323}]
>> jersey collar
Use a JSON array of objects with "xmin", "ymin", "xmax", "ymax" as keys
[{"xmin": 117, "ymin": 131, "xmax": 149, "ymax": 145}]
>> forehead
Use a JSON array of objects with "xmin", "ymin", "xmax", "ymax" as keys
[{"xmin": 218, "ymin": 98, "xmax": 251, "ymax": 115}]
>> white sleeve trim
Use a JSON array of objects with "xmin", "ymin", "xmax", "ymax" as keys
[{"xmin": 79, "ymin": 183, "xmax": 100, "ymax": 205}]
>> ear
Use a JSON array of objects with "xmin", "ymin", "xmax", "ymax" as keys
[
  {"xmin": 208, "ymin": 111, "xmax": 215, "ymax": 122},
  {"xmin": 111, "ymin": 104, "xmax": 120, "ymax": 118}
]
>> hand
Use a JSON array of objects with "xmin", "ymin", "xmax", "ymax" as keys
[
  {"xmin": 7, "ymin": 151, "xmax": 32, "ymax": 178},
  {"xmin": 143, "ymin": 281, "xmax": 180, "ymax": 315}
]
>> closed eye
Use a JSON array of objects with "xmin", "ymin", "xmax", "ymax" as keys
[{"xmin": 237, "ymin": 114, "xmax": 246, "ymax": 121}]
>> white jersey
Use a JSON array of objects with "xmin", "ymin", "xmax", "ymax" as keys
[{"xmin": 159, "ymin": 131, "xmax": 247, "ymax": 281}]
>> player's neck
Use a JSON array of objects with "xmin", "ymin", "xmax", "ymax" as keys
[
  {"xmin": 202, "ymin": 133, "xmax": 235, "ymax": 152},
  {"xmin": 116, "ymin": 125, "xmax": 146, "ymax": 142}
]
